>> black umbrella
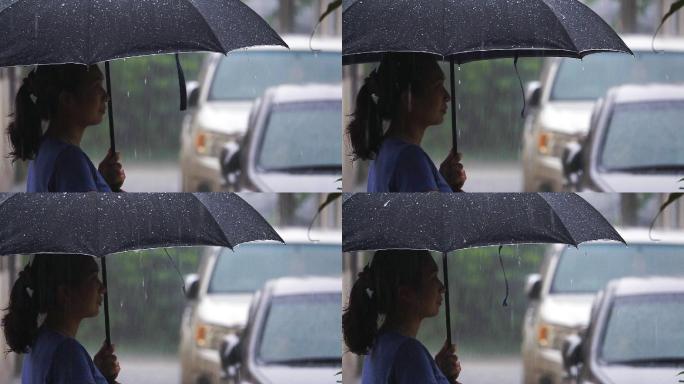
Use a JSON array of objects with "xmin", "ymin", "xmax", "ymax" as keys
[
  {"xmin": 0, "ymin": 0, "xmax": 287, "ymax": 151},
  {"xmin": 0, "ymin": 192, "xmax": 284, "ymax": 345},
  {"xmin": 342, "ymin": 0, "xmax": 632, "ymax": 152},
  {"xmin": 342, "ymin": 192, "xmax": 625, "ymax": 344}
]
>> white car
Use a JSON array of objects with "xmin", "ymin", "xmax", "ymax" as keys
[
  {"xmin": 221, "ymin": 83, "xmax": 342, "ymax": 192},
  {"xmin": 179, "ymin": 35, "xmax": 341, "ymax": 192},
  {"xmin": 220, "ymin": 276, "xmax": 342, "ymax": 384},
  {"xmin": 178, "ymin": 228, "xmax": 341, "ymax": 384},
  {"xmin": 521, "ymin": 35, "xmax": 684, "ymax": 192},
  {"xmin": 521, "ymin": 228, "xmax": 684, "ymax": 384}
]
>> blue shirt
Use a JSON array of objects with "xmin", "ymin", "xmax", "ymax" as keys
[
  {"xmin": 22, "ymin": 327, "xmax": 108, "ymax": 384},
  {"xmin": 362, "ymin": 331, "xmax": 450, "ymax": 384},
  {"xmin": 27, "ymin": 136, "xmax": 111, "ymax": 192},
  {"xmin": 367, "ymin": 137, "xmax": 452, "ymax": 192}
]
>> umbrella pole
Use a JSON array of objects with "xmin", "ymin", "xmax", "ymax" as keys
[
  {"xmin": 449, "ymin": 58, "xmax": 457, "ymax": 153},
  {"xmin": 105, "ymin": 61, "xmax": 116, "ymax": 153},
  {"xmin": 101, "ymin": 256, "xmax": 112, "ymax": 346},
  {"xmin": 442, "ymin": 251, "xmax": 452, "ymax": 346}
]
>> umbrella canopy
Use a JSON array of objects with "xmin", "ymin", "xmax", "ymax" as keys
[
  {"xmin": 0, "ymin": 192, "xmax": 284, "ymax": 345},
  {"xmin": 342, "ymin": 0, "xmax": 632, "ymax": 151},
  {"xmin": 0, "ymin": 0, "xmax": 287, "ymax": 151},
  {"xmin": 342, "ymin": 192, "xmax": 625, "ymax": 343},
  {"xmin": 342, "ymin": 0, "xmax": 631, "ymax": 65},
  {"xmin": 0, "ymin": 0, "xmax": 286, "ymax": 66},
  {"xmin": 0, "ymin": 192, "xmax": 284, "ymax": 256}
]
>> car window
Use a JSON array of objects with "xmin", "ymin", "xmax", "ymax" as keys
[
  {"xmin": 209, "ymin": 51, "xmax": 341, "ymax": 100},
  {"xmin": 257, "ymin": 293, "xmax": 341, "ymax": 364},
  {"xmin": 599, "ymin": 102, "xmax": 684, "ymax": 171},
  {"xmin": 600, "ymin": 293, "xmax": 684, "ymax": 364},
  {"xmin": 208, "ymin": 243, "xmax": 340, "ymax": 293},
  {"xmin": 551, "ymin": 244, "xmax": 684, "ymax": 293},
  {"xmin": 551, "ymin": 52, "xmax": 684, "ymax": 100},
  {"xmin": 257, "ymin": 101, "xmax": 342, "ymax": 171}
]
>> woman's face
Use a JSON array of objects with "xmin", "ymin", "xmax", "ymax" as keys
[
  {"xmin": 67, "ymin": 65, "xmax": 108, "ymax": 127},
  {"xmin": 408, "ymin": 256, "xmax": 446, "ymax": 319},
  {"xmin": 406, "ymin": 62, "xmax": 451, "ymax": 127},
  {"xmin": 64, "ymin": 259, "xmax": 106, "ymax": 319}
]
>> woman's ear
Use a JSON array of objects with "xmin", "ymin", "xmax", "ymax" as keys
[
  {"xmin": 397, "ymin": 285, "xmax": 417, "ymax": 305},
  {"xmin": 55, "ymin": 284, "xmax": 70, "ymax": 307},
  {"xmin": 57, "ymin": 90, "xmax": 75, "ymax": 111}
]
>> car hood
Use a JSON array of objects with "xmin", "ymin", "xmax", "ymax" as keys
[
  {"xmin": 540, "ymin": 101, "xmax": 595, "ymax": 135},
  {"xmin": 252, "ymin": 172, "xmax": 342, "ymax": 192},
  {"xmin": 197, "ymin": 101, "xmax": 253, "ymax": 135},
  {"xmin": 539, "ymin": 294, "xmax": 594, "ymax": 327},
  {"xmin": 597, "ymin": 364, "xmax": 683, "ymax": 384},
  {"xmin": 593, "ymin": 172, "xmax": 684, "ymax": 192},
  {"xmin": 196, "ymin": 293, "xmax": 253, "ymax": 328},
  {"xmin": 253, "ymin": 365, "xmax": 341, "ymax": 384}
]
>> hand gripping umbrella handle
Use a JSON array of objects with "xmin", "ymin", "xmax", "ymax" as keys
[
  {"xmin": 442, "ymin": 252, "xmax": 452, "ymax": 346},
  {"xmin": 101, "ymin": 256, "xmax": 111, "ymax": 346}
]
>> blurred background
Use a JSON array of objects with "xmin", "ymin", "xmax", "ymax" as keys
[{"xmin": 343, "ymin": 0, "xmax": 684, "ymax": 192}]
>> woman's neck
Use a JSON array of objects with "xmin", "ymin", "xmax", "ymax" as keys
[
  {"xmin": 386, "ymin": 117, "xmax": 427, "ymax": 145},
  {"xmin": 45, "ymin": 117, "xmax": 86, "ymax": 146},
  {"xmin": 44, "ymin": 311, "xmax": 81, "ymax": 339},
  {"xmin": 383, "ymin": 312, "xmax": 422, "ymax": 339}
]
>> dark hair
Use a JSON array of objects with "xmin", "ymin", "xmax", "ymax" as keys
[
  {"xmin": 7, "ymin": 64, "xmax": 97, "ymax": 161},
  {"xmin": 2, "ymin": 253, "xmax": 97, "ymax": 353},
  {"xmin": 347, "ymin": 53, "xmax": 439, "ymax": 160},
  {"xmin": 342, "ymin": 249, "xmax": 433, "ymax": 355}
]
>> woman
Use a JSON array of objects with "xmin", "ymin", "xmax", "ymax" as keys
[
  {"xmin": 2, "ymin": 254, "xmax": 121, "ymax": 384},
  {"xmin": 7, "ymin": 64, "xmax": 125, "ymax": 192},
  {"xmin": 343, "ymin": 250, "xmax": 462, "ymax": 383},
  {"xmin": 347, "ymin": 53, "xmax": 466, "ymax": 192}
]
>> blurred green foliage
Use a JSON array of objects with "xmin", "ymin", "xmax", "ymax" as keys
[{"xmin": 80, "ymin": 53, "xmax": 205, "ymax": 163}]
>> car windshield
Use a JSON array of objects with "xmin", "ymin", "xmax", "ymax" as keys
[
  {"xmin": 551, "ymin": 52, "xmax": 684, "ymax": 100},
  {"xmin": 599, "ymin": 102, "xmax": 684, "ymax": 172},
  {"xmin": 600, "ymin": 293, "xmax": 684, "ymax": 364},
  {"xmin": 551, "ymin": 244, "xmax": 684, "ymax": 294},
  {"xmin": 209, "ymin": 51, "xmax": 341, "ymax": 100},
  {"xmin": 208, "ymin": 243, "xmax": 340, "ymax": 293},
  {"xmin": 257, "ymin": 101, "xmax": 342, "ymax": 172},
  {"xmin": 258, "ymin": 293, "xmax": 341, "ymax": 365}
]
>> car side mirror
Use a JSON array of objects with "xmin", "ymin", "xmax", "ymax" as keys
[
  {"xmin": 562, "ymin": 142, "xmax": 583, "ymax": 187},
  {"xmin": 184, "ymin": 274, "xmax": 199, "ymax": 300},
  {"xmin": 562, "ymin": 334, "xmax": 583, "ymax": 379},
  {"xmin": 220, "ymin": 142, "xmax": 241, "ymax": 179},
  {"xmin": 525, "ymin": 273, "xmax": 542, "ymax": 300},
  {"xmin": 525, "ymin": 81, "xmax": 542, "ymax": 111},
  {"xmin": 187, "ymin": 82, "xmax": 200, "ymax": 109},
  {"xmin": 219, "ymin": 334, "xmax": 242, "ymax": 380}
]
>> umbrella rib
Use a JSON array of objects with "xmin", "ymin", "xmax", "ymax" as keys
[
  {"xmin": 183, "ymin": 0, "xmax": 226, "ymax": 52},
  {"xmin": 191, "ymin": 194, "xmax": 234, "ymax": 250},
  {"xmin": 538, "ymin": 194, "xmax": 578, "ymax": 246},
  {"xmin": 538, "ymin": 0, "xmax": 579, "ymax": 53}
]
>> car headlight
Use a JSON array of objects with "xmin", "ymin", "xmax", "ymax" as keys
[
  {"xmin": 537, "ymin": 322, "xmax": 575, "ymax": 350},
  {"xmin": 536, "ymin": 131, "xmax": 577, "ymax": 158},
  {"xmin": 194, "ymin": 130, "xmax": 238, "ymax": 158},
  {"xmin": 195, "ymin": 322, "xmax": 240, "ymax": 350}
]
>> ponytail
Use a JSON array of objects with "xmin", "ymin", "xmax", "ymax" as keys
[
  {"xmin": 342, "ymin": 249, "xmax": 432, "ymax": 355},
  {"xmin": 347, "ymin": 78, "xmax": 384, "ymax": 161},
  {"xmin": 7, "ymin": 74, "xmax": 44, "ymax": 161},
  {"xmin": 2, "ymin": 264, "xmax": 39, "ymax": 353}
]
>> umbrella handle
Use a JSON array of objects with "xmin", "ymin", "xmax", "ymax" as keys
[
  {"xmin": 449, "ymin": 58, "xmax": 458, "ymax": 154},
  {"xmin": 105, "ymin": 61, "xmax": 116, "ymax": 153},
  {"xmin": 101, "ymin": 256, "xmax": 111, "ymax": 346},
  {"xmin": 442, "ymin": 251, "xmax": 451, "ymax": 346}
]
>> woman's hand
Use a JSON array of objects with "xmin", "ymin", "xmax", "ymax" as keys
[
  {"xmin": 435, "ymin": 339, "xmax": 462, "ymax": 384},
  {"xmin": 439, "ymin": 151, "xmax": 466, "ymax": 192},
  {"xmin": 98, "ymin": 150, "xmax": 125, "ymax": 192},
  {"xmin": 94, "ymin": 341, "xmax": 121, "ymax": 384}
]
